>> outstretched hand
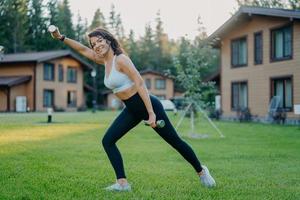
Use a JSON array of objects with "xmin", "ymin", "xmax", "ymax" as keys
[{"xmin": 48, "ymin": 25, "xmax": 63, "ymax": 40}]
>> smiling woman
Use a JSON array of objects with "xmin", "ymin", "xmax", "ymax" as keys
[{"xmin": 48, "ymin": 25, "xmax": 216, "ymax": 191}]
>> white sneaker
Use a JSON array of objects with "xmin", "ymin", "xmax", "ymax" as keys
[
  {"xmin": 199, "ymin": 165, "xmax": 216, "ymax": 188},
  {"xmin": 104, "ymin": 182, "xmax": 131, "ymax": 192}
]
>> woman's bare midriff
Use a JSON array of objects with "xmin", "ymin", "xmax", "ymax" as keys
[{"xmin": 114, "ymin": 85, "xmax": 138, "ymax": 100}]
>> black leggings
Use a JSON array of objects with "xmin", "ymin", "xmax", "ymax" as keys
[{"xmin": 102, "ymin": 93, "xmax": 203, "ymax": 179}]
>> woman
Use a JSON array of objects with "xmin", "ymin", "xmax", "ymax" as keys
[{"xmin": 50, "ymin": 27, "xmax": 216, "ymax": 191}]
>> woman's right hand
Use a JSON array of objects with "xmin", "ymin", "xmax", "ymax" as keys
[{"xmin": 49, "ymin": 26, "xmax": 63, "ymax": 40}]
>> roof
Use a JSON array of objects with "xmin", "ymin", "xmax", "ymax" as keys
[
  {"xmin": 0, "ymin": 50, "xmax": 94, "ymax": 70},
  {"xmin": 208, "ymin": 6, "xmax": 300, "ymax": 47},
  {"xmin": 140, "ymin": 69, "xmax": 173, "ymax": 79},
  {"xmin": 0, "ymin": 75, "xmax": 32, "ymax": 87}
]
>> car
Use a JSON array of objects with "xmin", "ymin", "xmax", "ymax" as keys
[
  {"xmin": 170, "ymin": 97, "xmax": 186, "ymax": 110},
  {"xmin": 160, "ymin": 99, "xmax": 176, "ymax": 111}
]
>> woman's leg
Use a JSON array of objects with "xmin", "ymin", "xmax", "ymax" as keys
[
  {"xmin": 102, "ymin": 107, "xmax": 141, "ymax": 179},
  {"xmin": 150, "ymin": 95, "xmax": 203, "ymax": 173}
]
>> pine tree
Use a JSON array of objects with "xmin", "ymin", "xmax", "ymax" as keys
[
  {"xmin": 236, "ymin": 0, "xmax": 286, "ymax": 8},
  {"xmin": 46, "ymin": 0, "xmax": 64, "ymax": 49},
  {"xmin": 27, "ymin": 0, "xmax": 48, "ymax": 51},
  {"xmin": 127, "ymin": 29, "xmax": 141, "ymax": 69},
  {"xmin": 57, "ymin": 0, "xmax": 75, "ymax": 40},
  {"xmin": 154, "ymin": 10, "xmax": 164, "ymax": 68},
  {"xmin": 0, "ymin": 0, "xmax": 29, "ymax": 53},
  {"xmin": 288, "ymin": 0, "xmax": 300, "ymax": 9},
  {"xmin": 108, "ymin": 4, "xmax": 117, "ymax": 34},
  {"xmin": 108, "ymin": 4, "xmax": 126, "ymax": 47},
  {"xmin": 89, "ymin": 8, "xmax": 106, "ymax": 30},
  {"xmin": 154, "ymin": 11, "xmax": 174, "ymax": 73},
  {"xmin": 75, "ymin": 12, "xmax": 88, "ymax": 44},
  {"xmin": 140, "ymin": 24, "xmax": 156, "ymax": 70}
]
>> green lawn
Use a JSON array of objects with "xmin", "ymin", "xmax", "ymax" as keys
[{"xmin": 0, "ymin": 111, "xmax": 299, "ymax": 200}]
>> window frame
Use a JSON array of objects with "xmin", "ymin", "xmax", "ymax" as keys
[
  {"xmin": 67, "ymin": 67, "xmax": 77, "ymax": 83},
  {"xmin": 270, "ymin": 23, "xmax": 293, "ymax": 62},
  {"xmin": 270, "ymin": 75, "xmax": 293, "ymax": 112},
  {"xmin": 254, "ymin": 31, "xmax": 263, "ymax": 65},
  {"xmin": 145, "ymin": 78, "xmax": 151, "ymax": 89},
  {"xmin": 43, "ymin": 89, "xmax": 54, "ymax": 107},
  {"xmin": 155, "ymin": 78, "xmax": 166, "ymax": 90},
  {"xmin": 231, "ymin": 80, "xmax": 248, "ymax": 111},
  {"xmin": 58, "ymin": 64, "xmax": 64, "ymax": 82},
  {"xmin": 43, "ymin": 63, "xmax": 55, "ymax": 81},
  {"xmin": 67, "ymin": 90, "xmax": 77, "ymax": 107},
  {"xmin": 231, "ymin": 35, "xmax": 248, "ymax": 68}
]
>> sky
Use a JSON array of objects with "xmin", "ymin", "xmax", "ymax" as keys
[{"xmin": 68, "ymin": 0, "xmax": 238, "ymax": 40}]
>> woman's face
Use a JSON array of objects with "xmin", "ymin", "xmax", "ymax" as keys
[{"xmin": 90, "ymin": 36, "xmax": 111, "ymax": 56}]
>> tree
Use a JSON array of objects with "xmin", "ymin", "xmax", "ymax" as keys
[
  {"xmin": 127, "ymin": 30, "xmax": 141, "ymax": 68},
  {"xmin": 108, "ymin": 4, "xmax": 117, "ymax": 34},
  {"xmin": 236, "ymin": 0, "xmax": 285, "ymax": 8},
  {"xmin": 27, "ymin": 0, "xmax": 49, "ymax": 51},
  {"xmin": 154, "ymin": 10, "xmax": 164, "ymax": 67},
  {"xmin": 173, "ymin": 37, "xmax": 217, "ymax": 108},
  {"xmin": 108, "ymin": 4, "xmax": 126, "ymax": 49},
  {"xmin": 89, "ymin": 8, "xmax": 106, "ymax": 30},
  {"xmin": 57, "ymin": 0, "xmax": 75, "ymax": 40},
  {"xmin": 45, "ymin": 0, "xmax": 64, "ymax": 49},
  {"xmin": 139, "ymin": 23, "xmax": 156, "ymax": 70},
  {"xmin": 0, "ymin": 0, "xmax": 29, "ymax": 53},
  {"xmin": 75, "ymin": 12, "xmax": 88, "ymax": 44},
  {"xmin": 287, "ymin": 0, "xmax": 300, "ymax": 9}
]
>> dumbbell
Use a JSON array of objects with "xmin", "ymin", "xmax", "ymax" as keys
[
  {"xmin": 144, "ymin": 120, "xmax": 165, "ymax": 128},
  {"xmin": 48, "ymin": 25, "xmax": 58, "ymax": 33}
]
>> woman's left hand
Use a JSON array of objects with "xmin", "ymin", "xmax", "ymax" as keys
[{"xmin": 146, "ymin": 112, "xmax": 157, "ymax": 128}]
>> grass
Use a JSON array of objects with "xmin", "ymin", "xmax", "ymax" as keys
[{"xmin": 0, "ymin": 111, "xmax": 299, "ymax": 200}]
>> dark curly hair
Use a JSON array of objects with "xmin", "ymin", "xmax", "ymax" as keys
[{"xmin": 88, "ymin": 28, "xmax": 123, "ymax": 56}]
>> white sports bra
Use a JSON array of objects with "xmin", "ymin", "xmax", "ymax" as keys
[{"xmin": 104, "ymin": 55, "xmax": 135, "ymax": 93}]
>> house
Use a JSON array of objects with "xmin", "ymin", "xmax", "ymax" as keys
[
  {"xmin": 102, "ymin": 69, "xmax": 183, "ymax": 109},
  {"xmin": 0, "ymin": 50, "xmax": 93, "ymax": 112},
  {"xmin": 207, "ymin": 6, "xmax": 300, "ymax": 123}
]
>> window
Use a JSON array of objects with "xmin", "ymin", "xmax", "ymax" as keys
[
  {"xmin": 67, "ymin": 91, "xmax": 77, "ymax": 107},
  {"xmin": 155, "ymin": 79, "xmax": 166, "ymax": 90},
  {"xmin": 145, "ymin": 78, "xmax": 151, "ymax": 89},
  {"xmin": 58, "ymin": 64, "xmax": 64, "ymax": 82},
  {"xmin": 231, "ymin": 81, "xmax": 248, "ymax": 110},
  {"xmin": 231, "ymin": 37, "xmax": 247, "ymax": 67},
  {"xmin": 44, "ymin": 63, "xmax": 55, "ymax": 81},
  {"xmin": 271, "ymin": 77, "xmax": 292, "ymax": 111},
  {"xmin": 254, "ymin": 32, "xmax": 263, "ymax": 65},
  {"xmin": 43, "ymin": 89, "xmax": 54, "ymax": 107},
  {"xmin": 67, "ymin": 67, "xmax": 77, "ymax": 83},
  {"xmin": 271, "ymin": 25, "xmax": 292, "ymax": 61}
]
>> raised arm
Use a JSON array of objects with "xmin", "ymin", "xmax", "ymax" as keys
[{"xmin": 49, "ymin": 26, "xmax": 104, "ymax": 64}]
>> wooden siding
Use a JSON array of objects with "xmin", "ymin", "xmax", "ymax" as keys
[
  {"xmin": 35, "ymin": 57, "xmax": 85, "ymax": 111},
  {"xmin": 0, "ymin": 63, "xmax": 35, "ymax": 111},
  {"xmin": 142, "ymin": 73, "xmax": 174, "ymax": 99},
  {"xmin": 221, "ymin": 16, "xmax": 300, "ymax": 119}
]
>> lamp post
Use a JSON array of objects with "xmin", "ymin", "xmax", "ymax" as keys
[
  {"xmin": 0, "ymin": 46, "xmax": 4, "ymax": 61},
  {"xmin": 91, "ymin": 69, "xmax": 97, "ymax": 113}
]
